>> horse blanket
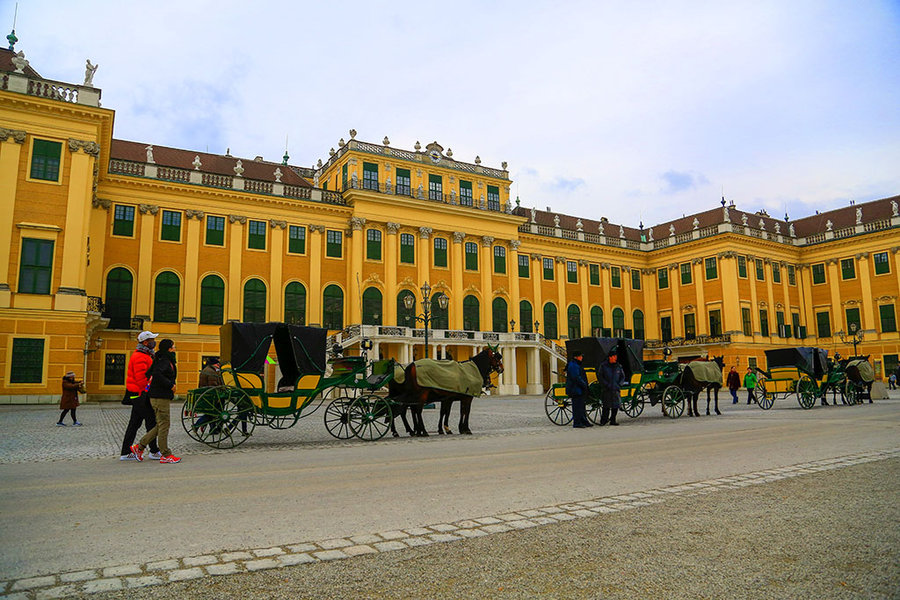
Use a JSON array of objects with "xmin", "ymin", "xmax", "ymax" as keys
[
  {"xmin": 413, "ymin": 359, "xmax": 485, "ymax": 396},
  {"xmin": 683, "ymin": 361, "xmax": 723, "ymax": 385},
  {"xmin": 393, "ymin": 364, "xmax": 406, "ymax": 385},
  {"xmin": 846, "ymin": 359, "xmax": 874, "ymax": 383}
]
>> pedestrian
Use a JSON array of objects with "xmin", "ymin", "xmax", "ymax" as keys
[
  {"xmin": 889, "ymin": 372, "xmax": 897, "ymax": 390},
  {"xmin": 743, "ymin": 367, "xmax": 758, "ymax": 404},
  {"xmin": 57, "ymin": 371, "xmax": 84, "ymax": 426},
  {"xmin": 119, "ymin": 331, "xmax": 161, "ymax": 461},
  {"xmin": 565, "ymin": 350, "xmax": 591, "ymax": 428},
  {"xmin": 726, "ymin": 366, "xmax": 741, "ymax": 404},
  {"xmin": 131, "ymin": 338, "xmax": 181, "ymax": 464},
  {"xmin": 598, "ymin": 349, "xmax": 627, "ymax": 426},
  {"xmin": 198, "ymin": 356, "xmax": 224, "ymax": 387}
]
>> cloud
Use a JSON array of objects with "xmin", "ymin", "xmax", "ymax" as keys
[
  {"xmin": 545, "ymin": 177, "xmax": 585, "ymax": 193},
  {"xmin": 660, "ymin": 170, "xmax": 709, "ymax": 194}
]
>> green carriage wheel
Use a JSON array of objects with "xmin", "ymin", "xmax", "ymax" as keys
[
  {"xmin": 324, "ymin": 397, "xmax": 356, "ymax": 439},
  {"xmin": 843, "ymin": 381, "xmax": 859, "ymax": 405},
  {"xmin": 545, "ymin": 387, "xmax": 573, "ymax": 426},
  {"xmin": 266, "ymin": 413, "xmax": 300, "ymax": 429},
  {"xmin": 586, "ymin": 397, "xmax": 603, "ymax": 424},
  {"xmin": 796, "ymin": 375, "xmax": 817, "ymax": 410},
  {"xmin": 620, "ymin": 387, "xmax": 646, "ymax": 418},
  {"xmin": 349, "ymin": 395, "xmax": 392, "ymax": 441},
  {"xmin": 661, "ymin": 385, "xmax": 685, "ymax": 419},
  {"xmin": 756, "ymin": 380, "xmax": 774, "ymax": 410},
  {"xmin": 182, "ymin": 386, "xmax": 255, "ymax": 449}
]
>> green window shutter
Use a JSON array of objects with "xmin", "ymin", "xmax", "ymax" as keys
[
  {"xmin": 680, "ymin": 263, "xmax": 692, "ymax": 285},
  {"xmin": 705, "ymin": 257, "xmax": 717, "ymax": 280},
  {"xmin": 709, "ymin": 310, "xmax": 722, "ymax": 336},
  {"xmin": 243, "ymin": 279, "xmax": 267, "ymax": 323},
  {"xmin": 874, "ymin": 252, "xmax": 890, "ymax": 275},
  {"xmin": 631, "ymin": 269, "xmax": 641, "ymax": 290},
  {"xmin": 104, "ymin": 353, "xmax": 127, "ymax": 386},
  {"xmin": 18, "ymin": 238, "xmax": 54, "ymax": 294},
  {"xmin": 879, "ymin": 304, "xmax": 897, "ymax": 333},
  {"xmin": 323, "ymin": 285, "xmax": 343, "ymax": 330},
  {"xmin": 741, "ymin": 307, "xmax": 752, "ymax": 336},
  {"xmin": 362, "ymin": 162, "xmax": 379, "ymax": 190},
  {"xmin": 400, "ymin": 233, "xmax": 415, "ymax": 264},
  {"xmin": 463, "ymin": 296, "xmax": 480, "ymax": 331},
  {"xmin": 431, "ymin": 294, "xmax": 448, "ymax": 329},
  {"xmin": 759, "ymin": 310, "xmax": 769, "ymax": 336},
  {"xmin": 284, "ymin": 282, "xmax": 306, "ymax": 325},
  {"xmin": 755, "ymin": 259, "xmax": 765, "ymax": 281},
  {"xmin": 660, "ymin": 316, "xmax": 672, "ymax": 342},
  {"xmin": 199, "ymin": 275, "xmax": 225, "ymax": 325},
  {"xmin": 610, "ymin": 266, "xmax": 621, "ymax": 288},
  {"xmin": 542, "ymin": 258, "xmax": 554, "ymax": 280},
  {"xmin": 326, "ymin": 230, "xmax": 342, "ymax": 258},
  {"xmin": 10, "ymin": 338, "xmax": 45, "ymax": 383},
  {"xmin": 341, "ymin": 163, "xmax": 348, "ymax": 189},
  {"xmin": 543, "ymin": 303, "xmax": 558, "ymax": 339},
  {"xmin": 518, "ymin": 255, "xmax": 530, "ymax": 278},
  {"xmin": 161, "ymin": 210, "xmax": 182, "ymax": 242},
  {"xmin": 737, "ymin": 256, "xmax": 747, "ymax": 278},
  {"xmin": 30, "ymin": 139, "xmax": 62, "ymax": 181},
  {"xmin": 590, "ymin": 306, "xmax": 603, "ymax": 335},
  {"xmin": 816, "ymin": 311, "xmax": 831, "ymax": 338},
  {"xmin": 683, "ymin": 313, "xmax": 696, "ymax": 339},
  {"xmin": 566, "ymin": 261, "xmax": 577, "ymax": 283},
  {"xmin": 791, "ymin": 313, "xmax": 801, "ymax": 338},
  {"xmin": 248, "ymin": 220, "xmax": 266, "ymax": 250},
  {"xmin": 840, "ymin": 258, "xmax": 855, "ymax": 280},
  {"xmin": 658, "ymin": 267, "xmax": 669, "ymax": 289},
  {"xmin": 788, "ymin": 265, "xmax": 796, "ymax": 285},
  {"xmin": 362, "ymin": 288, "xmax": 383, "ymax": 325},
  {"xmin": 487, "ymin": 185, "xmax": 500, "ymax": 211},
  {"xmin": 105, "ymin": 267, "xmax": 133, "ymax": 329},
  {"xmin": 428, "ymin": 174, "xmax": 442, "ymax": 201},
  {"xmin": 366, "ymin": 229, "xmax": 382, "ymax": 260},
  {"xmin": 153, "ymin": 272, "xmax": 180, "ymax": 323},
  {"xmin": 492, "ymin": 298, "xmax": 508, "ymax": 333},
  {"xmin": 288, "ymin": 225, "xmax": 306, "ymax": 254},
  {"xmin": 206, "ymin": 216, "xmax": 225, "ymax": 246},
  {"xmin": 772, "ymin": 263, "xmax": 781, "ymax": 283},
  {"xmin": 812, "ymin": 263, "xmax": 826, "ymax": 284},
  {"xmin": 589, "ymin": 264, "xmax": 600, "ymax": 285},
  {"xmin": 845, "ymin": 307, "xmax": 861, "ymax": 332},
  {"xmin": 633, "ymin": 310, "xmax": 644, "ymax": 340},
  {"xmin": 459, "ymin": 180, "xmax": 473, "ymax": 206},
  {"xmin": 519, "ymin": 301, "xmax": 533, "ymax": 332},
  {"xmin": 397, "ymin": 291, "xmax": 415, "ymax": 327},
  {"xmin": 113, "ymin": 205, "xmax": 135, "ymax": 236},
  {"xmin": 396, "ymin": 168, "xmax": 411, "ymax": 196},
  {"xmin": 494, "ymin": 246, "xmax": 506, "ymax": 274},
  {"xmin": 465, "ymin": 242, "xmax": 478, "ymax": 271},
  {"xmin": 567, "ymin": 305, "xmax": 581, "ymax": 339},
  {"xmin": 433, "ymin": 238, "xmax": 448, "ymax": 267}
]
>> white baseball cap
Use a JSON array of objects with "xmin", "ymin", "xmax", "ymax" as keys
[{"xmin": 137, "ymin": 331, "xmax": 159, "ymax": 343}]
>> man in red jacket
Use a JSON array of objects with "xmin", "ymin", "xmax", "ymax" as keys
[{"xmin": 118, "ymin": 331, "xmax": 161, "ymax": 460}]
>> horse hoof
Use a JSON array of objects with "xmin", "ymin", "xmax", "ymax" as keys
[
  {"xmin": 462, "ymin": 430, "xmax": 472, "ymax": 435},
  {"xmin": 706, "ymin": 411, "xmax": 710, "ymax": 416},
  {"xmin": 392, "ymin": 432, "xmax": 399, "ymax": 438},
  {"xmin": 715, "ymin": 410, "xmax": 722, "ymax": 415},
  {"xmin": 437, "ymin": 429, "xmax": 444, "ymax": 435}
]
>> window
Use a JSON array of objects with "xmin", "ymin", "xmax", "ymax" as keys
[
  {"xmin": 161, "ymin": 210, "xmax": 182, "ymax": 242},
  {"xmin": 633, "ymin": 309, "xmax": 644, "ymax": 340},
  {"xmin": 845, "ymin": 307, "xmax": 861, "ymax": 333},
  {"xmin": 759, "ymin": 309, "xmax": 769, "ymax": 337},
  {"xmin": 487, "ymin": 185, "xmax": 500, "ymax": 211},
  {"xmin": 362, "ymin": 162, "xmax": 379, "ymax": 190},
  {"xmin": 248, "ymin": 220, "xmax": 266, "ymax": 250},
  {"xmin": 362, "ymin": 288, "xmax": 382, "ymax": 325},
  {"xmin": 30, "ymin": 139, "xmax": 62, "ymax": 181},
  {"xmin": 465, "ymin": 242, "xmax": 478, "ymax": 271},
  {"xmin": 396, "ymin": 168, "xmax": 411, "ymax": 196},
  {"xmin": 840, "ymin": 258, "xmax": 856, "ymax": 280},
  {"xmin": 612, "ymin": 308, "xmax": 626, "ymax": 336},
  {"xmin": 323, "ymin": 285, "xmax": 343, "ymax": 330},
  {"xmin": 566, "ymin": 261, "xmax": 577, "ymax": 283},
  {"xmin": 589, "ymin": 264, "xmax": 600, "ymax": 286},
  {"xmin": 434, "ymin": 238, "xmax": 448, "ymax": 267},
  {"xmin": 590, "ymin": 306, "xmax": 603, "ymax": 336},
  {"xmin": 153, "ymin": 272, "xmax": 180, "ymax": 323},
  {"xmin": 463, "ymin": 295, "xmax": 480, "ymax": 331},
  {"xmin": 543, "ymin": 303, "xmax": 558, "ymax": 339},
  {"xmin": 631, "ymin": 269, "xmax": 641, "ymax": 290},
  {"xmin": 812, "ymin": 263, "xmax": 826, "ymax": 284},
  {"xmin": 206, "ymin": 216, "xmax": 225, "ymax": 246},
  {"xmin": 788, "ymin": 265, "xmax": 796, "ymax": 286},
  {"xmin": 777, "ymin": 312, "xmax": 789, "ymax": 342},
  {"xmin": 791, "ymin": 312, "xmax": 801, "ymax": 339},
  {"xmin": 684, "ymin": 313, "xmax": 696, "ymax": 340},
  {"xmin": 885, "ymin": 354, "xmax": 899, "ymax": 379},
  {"xmin": 284, "ymin": 282, "xmax": 306, "ymax": 325},
  {"xmin": 341, "ymin": 163, "xmax": 348, "ymax": 189},
  {"xmin": 660, "ymin": 316, "xmax": 672, "ymax": 342},
  {"xmin": 543, "ymin": 258, "xmax": 554, "ymax": 280},
  {"xmin": 520, "ymin": 301, "xmax": 533, "ymax": 332},
  {"xmin": 741, "ymin": 307, "xmax": 752, "ymax": 336},
  {"xmin": 709, "ymin": 309, "xmax": 722, "ymax": 337},
  {"xmin": 18, "ymin": 238, "xmax": 54, "ymax": 294},
  {"xmin": 658, "ymin": 267, "xmax": 669, "ymax": 289},
  {"xmin": 680, "ymin": 263, "xmax": 692, "ymax": 285},
  {"xmin": 772, "ymin": 263, "xmax": 781, "ymax": 284},
  {"xmin": 199, "ymin": 275, "xmax": 225, "ymax": 325},
  {"xmin": 755, "ymin": 259, "xmax": 765, "ymax": 281},
  {"xmin": 874, "ymin": 251, "xmax": 890, "ymax": 275},
  {"xmin": 816, "ymin": 311, "xmax": 831, "ymax": 338},
  {"xmin": 397, "ymin": 290, "xmax": 415, "ymax": 327},
  {"xmin": 705, "ymin": 257, "xmax": 718, "ymax": 280},
  {"xmin": 738, "ymin": 256, "xmax": 747, "ymax": 278},
  {"xmin": 113, "ymin": 205, "xmax": 135, "ymax": 237},
  {"xmin": 459, "ymin": 180, "xmax": 473, "ymax": 206},
  {"xmin": 431, "ymin": 293, "xmax": 448, "ymax": 329},
  {"xmin": 10, "ymin": 338, "xmax": 44, "ymax": 383},
  {"xmin": 288, "ymin": 225, "xmax": 306, "ymax": 254},
  {"xmin": 104, "ymin": 353, "xmax": 127, "ymax": 386},
  {"xmin": 366, "ymin": 229, "xmax": 382, "ymax": 261},
  {"xmin": 243, "ymin": 278, "xmax": 266, "ymax": 323},
  {"xmin": 879, "ymin": 304, "xmax": 896, "ymax": 333},
  {"xmin": 610, "ymin": 266, "xmax": 621, "ymax": 288},
  {"xmin": 494, "ymin": 246, "xmax": 507, "ymax": 274},
  {"xmin": 326, "ymin": 230, "xmax": 342, "ymax": 258},
  {"xmin": 428, "ymin": 174, "xmax": 443, "ymax": 201},
  {"xmin": 492, "ymin": 298, "xmax": 508, "ymax": 333},
  {"xmin": 566, "ymin": 305, "xmax": 581, "ymax": 339},
  {"xmin": 400, "ymin": 233, "xmax": 415, "ymax": 264},
  {"xmin": 518, "ymin": 254, "xmax": 530, "ymax": 278},
  {"xmin": 105, "ymin": 267, "xmax": 133, "ymax": 329}
]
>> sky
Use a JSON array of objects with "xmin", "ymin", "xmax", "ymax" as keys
[{"xmin": 5, "ymin": 0, "xmax": 900, "ymax": 227}]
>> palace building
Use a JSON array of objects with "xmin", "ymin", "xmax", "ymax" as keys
[{"xmin": 1, "ymin": 47, "xmax": 898, "ymax": 403}]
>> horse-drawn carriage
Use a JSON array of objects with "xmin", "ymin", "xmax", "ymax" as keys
[
  {"xmin": 840, "ymin": 356, "xmax": 875, "ymax": 404},
  {"xmin": 755, "ymin": 347, "xmax": 838, "ymax": 410}
]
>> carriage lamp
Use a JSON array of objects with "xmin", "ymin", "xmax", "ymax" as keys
[{"xmin": 360, "ymin": 338, "xmax": 373, "ymax": 359}]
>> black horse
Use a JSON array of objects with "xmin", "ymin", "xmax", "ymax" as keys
[{"xmin": 680, "ymin": 356, "xmax": 725, "ymax": 416}]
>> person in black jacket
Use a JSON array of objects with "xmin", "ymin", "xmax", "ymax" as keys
[
  {"xmin": 131, "ymin": 338, "xmax": 181, "ymax": 463},
  {"xmin": 565, "ymin": 351, "xmax": 592, "ymax": 428},
  {"xmin": 598, "ymin": 350, "xmax": 627, "ymax": 426}
]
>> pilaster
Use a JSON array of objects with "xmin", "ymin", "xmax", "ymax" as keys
[
  {"xmin": 385, "ymin": 223, "xmax": 400, "ymax": 325},
  {"xmin": 451, "ymin": 232, "xmax": 465, "ymax": 328},
  {"xmin": 56, "ymin": 145, "xmax": 97, "ymax": 311},
  {"xmin": 349, "ymin": 217, "xmax": 366, "ymax": 324},
  {"xmin": 134, "ymin": 205, "xmax": 158, "ymax": 319},
  {"xmin": 0, "ymin": 132, "xmax": 25, "ymax": 307},
  {"xmin": 181, "ymin": 211, "xmax": 203, "ymax": 333},
  {"xmin": 226, "ymin": 215, "xmax": 246, "ymax": 321},
  {"xmin": 269, "ymin": 220, "xmax": 286, "ymax": 322},
  {"xmin": 480, "ymin": 236, "xmax": 495, "ymax": 328},
  {"xmin": 308, "ymin": 225, "xmax": 325, "ymax": 326}
]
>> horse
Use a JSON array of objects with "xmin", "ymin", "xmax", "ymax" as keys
[
  {"xmin": 680, "ymin": 355, "xmax": 725, "ymax": 416},
  {"xmin": 390, "ymin": 346, "xmax": 504, "ymax": 436}
]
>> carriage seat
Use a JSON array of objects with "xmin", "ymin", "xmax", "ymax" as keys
[
  {"xmin": 365, "ymin": 372, "xmax": 392, "ymax": 387},
  {"xmin": 221, "ymin": 368, "xmax": 264, "ymax": 393}
]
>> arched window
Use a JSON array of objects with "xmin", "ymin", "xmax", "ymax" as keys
[
  {"xmin": 243, "ymin": 278, "xmax": 267, "ymax": 323},
  {"xmin": 199, "ymin": 275, "xmax": 225, "ymax": 325},
  {"xmin": 543, "ymin": 303, "xmax": 558, "ymax": 339},
  {"xmin": 323, "ymin": 285, "xmax": 343, "ymax": 330},
  {"xmin": 362, "ymin": 287, "xmax": 383, "ymax": 325},
  {"xmin": 590, "ymin": 306, "xmax": 604, "ymax": 336},
  {"xmin": 431, "ymin": 293, "xmax": 449, "ymax": 329},
  {"xmin": 153, "ymin": 271, "xmax": 180, "ymax": 323},
  {"xmin": 567, "ymin": 304, "xmax": 581, "ymax": 340},
  {"xmin": 284, "ymin": 282, "xmax": 306, "ymax": 325},
  {"xmin": 520, "ymin": 300, "xmax": 533, "ymax": 333},
  {"xmin": 463, "ymin": 295, "xmax": 480, "ymax": 331},
  {"xmin": 492, "ymin": 297, "xmax": 508, "ymax": 332},
  {"xmin": 633, "ymin": 309, "xmax": 645, "ymax": 340},
  {"xmin": 397, "ymin": 290, "xmax": 415, "ymax": 327},
  {"xmin": 105, "ymin": 267, "xmax": 133, "ymax": 330},
  {"xmin": 612, "ymin": 307, "xmax": 625, "ymax": 336}
]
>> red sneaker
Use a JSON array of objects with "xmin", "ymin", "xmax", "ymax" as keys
[
  {"xmin": 159, "ymin": 454, "xmax": 182, "ymax": 464},
  {"xmin": 129, "ymin": 444, "xmax": 143, "ymax": 462}
]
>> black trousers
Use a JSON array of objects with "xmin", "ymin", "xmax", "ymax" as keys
[
  {"xmin": 571, "ymin": 394, "xmax": 589, "ymax": 427},
  {"xmin": 600, "ymin": 395, "xmax": 619, "ymax": 425},
  {"xmin": 120, "ymin": 391, "xmax": 159, "ymax": 455}
]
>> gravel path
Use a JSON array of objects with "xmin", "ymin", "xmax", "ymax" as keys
[{"xmin": 79, "ymin": 457, "xmax": 900, "ymax": 600}]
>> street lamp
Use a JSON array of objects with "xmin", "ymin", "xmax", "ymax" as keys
[
  {"xmin": 839, "ymin": 322, "xmax": 864, "ymax": 357},
  {"xmin": 509, "ymin": 319, "xmax": 516, "ymax": 332},
  {"xmin": 403, "ymin": 282, "xmax": 449, "ymax": 357},
  {"xmin": 534, "ymin": 320, "xmax": 540, "ymax": 335}
]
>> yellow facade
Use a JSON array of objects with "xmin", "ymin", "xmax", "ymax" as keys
[{"xmin": 2, "ymin": 52, "xmax": 899, "ymax": 403}]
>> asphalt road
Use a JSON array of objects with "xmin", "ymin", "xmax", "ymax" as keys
[{"xmin": 0, "ymin": 394, "xmax": 897, "ymax": 583}]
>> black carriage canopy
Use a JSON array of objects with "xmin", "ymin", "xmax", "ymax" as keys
[
  {"xmin": 764, "ymin": 347, "xmax": 828, "ymax": 379},
  {"xmin": 565, "ymin": 337, "xmax": 644, "ymax": 379},
  {"xmin": 219, "ymin": 322, "xmax": 327, "ymax": 383}
]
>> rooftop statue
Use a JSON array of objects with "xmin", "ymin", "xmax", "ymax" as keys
[{"xmin": 84, "ymin": 60, "xmax": 98, "ymax": 87}]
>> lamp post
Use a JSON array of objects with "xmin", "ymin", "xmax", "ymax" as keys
[
  {"xmin": 534, "ymin": 320, "xmax": 540, "ymax": 335},
  {"xmin": 509, "ymin": 319, "xmax": 516, "ymax": 332},
  {"xmin": 403, "ymin": 282, "xmax": 449, "ymax": 358},
  {"xmin": 839, "ymin": 322, "xmax": 864, "ymax": 357}
]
